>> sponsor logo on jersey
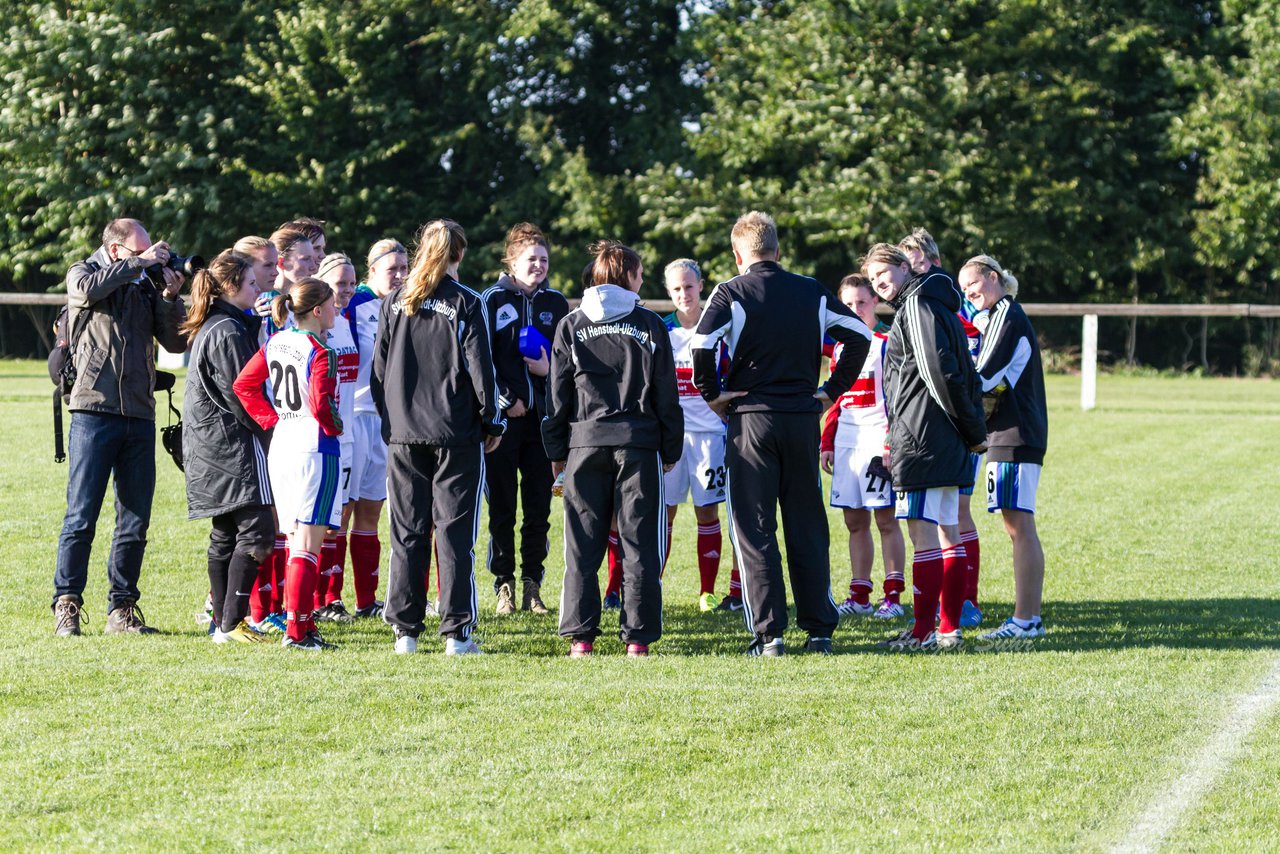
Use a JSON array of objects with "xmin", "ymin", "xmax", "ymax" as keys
[{"xmin": 496, "ymin": 304, "xmax": 519, "ymax": 331}]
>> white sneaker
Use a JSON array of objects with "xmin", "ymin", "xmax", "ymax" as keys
[
  {"xmin": 935, "ymin": 629, "xmax": 963, "ymax": 651},
  {"xmin": 872, "ymin": 599, "xmax": 905, "ymax": 620},
  {"xmin": 445, "ymin": 636, "xmax": 484, "ymax": 656},
  {"xmin": 978, "ymin": 618, "xmax": 1045, "ymax": 642},
  {"xmin": 836, "ymin": 597, "xmax": 875, "ymax": 618},
  {"xmin": 394, "ymin": 634, "xmax": 418, "ymax": 655}
]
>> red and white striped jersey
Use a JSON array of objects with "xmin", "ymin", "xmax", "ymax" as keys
[
  {"xmin": 327, "ymin": 316, "xmax": 359, "ymax": 444},
  {"xmin": 822, "ymin": 332, "xmax": 888, "ymax": 450},
  {"xmin": 665, "ymin": 315, "xmax": 727, "ymax": 434}
]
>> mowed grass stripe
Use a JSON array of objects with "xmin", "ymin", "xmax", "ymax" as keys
[{"xmin": 0, "ymin": 362, "xmax": 1277, "ymax": 849}]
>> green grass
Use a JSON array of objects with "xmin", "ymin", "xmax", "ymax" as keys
[{"xmin": 1, "ymin": 362, "xmax": 1278, "ymax": 851}]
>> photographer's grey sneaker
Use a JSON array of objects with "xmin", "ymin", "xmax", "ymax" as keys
[
  {"xmin": 522, "ymin": 580, "xmax": 549, "ymax": 615},
  {"xmin": 495, "ymin": 582, "xmax": 516, "ymax": 616},
  {"xmin": 104, "ymin": 599, "xmax": 158, "ymax": 634},
  {"xmin": 53, "ymin": 594, "xmax": 83, "ymax": 637}
]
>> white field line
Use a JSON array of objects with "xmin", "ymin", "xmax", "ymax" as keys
[{"xmin": 1111, "ymin": 654, "xmax": 1280, "ymax": 853}]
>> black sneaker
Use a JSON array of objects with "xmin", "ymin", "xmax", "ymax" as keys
[
  {"xmin": 315, "ymin": 601, "xmax": 354, "ymax": 623},
  {"xmin": 746, "ymin": 635, "xmax": 784, "ymax": 657},
  {"xmin": 716, "ymin": 595, "xmax": 744, "ymax": 612},
  {"xmin": 805, "ymin": 636, "xmax": 833, "ymax": 655},
  {"xmin": 305, "ymin": 629, "xmax": 338, "ymax": 650},
  {"xmin": 353, "ymin": 601, "xmax": 385, "ymax": 619},
  {"xmin": 53, "ymin": 594, "xmax": 84, "ymax": 637},
  {"xmin": 104, "ymin": 599, "xmax": 158, "ymax": 634}
]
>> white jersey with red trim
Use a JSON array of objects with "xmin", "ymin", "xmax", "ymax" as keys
[
  {"xmin": 665, "ymin": 315, "xmax": 725, "ymax": 434},
  {"xmin": 346, "ymin": 285, "xmax": 383, "ymax": 415},
  {"xmin": 833, "ymin": 331, "xmax": 888, "ymax": 448},
  {"xmin": 327, "ymin": 316, "xmax": 359, "ymax": 445},
  {"xmin": 263, "ymin": 328, "xmax": 341, "ymax": 456}
]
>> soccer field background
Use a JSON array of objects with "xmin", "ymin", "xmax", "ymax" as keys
[{"xmin": 2, "ymin": 361, "xmax": 1278, "ymax": 851}]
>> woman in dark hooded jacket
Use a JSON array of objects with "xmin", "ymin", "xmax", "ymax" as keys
[{"xmin": 182, "ymin": 249, "xmax": 275, "ymax": 644}]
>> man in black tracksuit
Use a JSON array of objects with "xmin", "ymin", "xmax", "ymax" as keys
[
  {"xmin": 372, "ymin": 254, "xmax": 506, "ymax": 653},
  {"xmin": 542, "ymin": 253, "xmax": 683, "ymax": 655},
  {"xmin": 482, "ymin": 272, "xmax": 569, "ymax": 612},
  {"xmin": 691, "ymin": 212, "xmax": 872, "ymax": 656}
]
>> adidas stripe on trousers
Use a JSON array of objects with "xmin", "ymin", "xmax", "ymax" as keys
[
  {"xmin": 726, "ymin": 411, "xmax": 838, "ymax": 639},
  {"xmin": 384, "ymin": 442, "xmax": 483, "ymax": 641},
  {"xmin": 558, "ymin": 446, "xmax": 665, "ymax": 646}
]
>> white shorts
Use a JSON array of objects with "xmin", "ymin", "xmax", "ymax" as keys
[
  {"xmin": 269, "ymin": 450, "xmax": 342, "ymax": 533},
  {"xmin": 350, "ymin": 412, "xmax": 388, "ymax": 502},
  {"xmin": 664, "ymin": 431, "xmax": 727, "ymax": 507},
  {"xmin": 830, "ymin": 444, "xmax": 893, "ymax": 510},
  {"xmin": 895, "ymin": 486, "xmax": 960, "ymax": 526},
  {"xmin": 986, "ymin": 461, "xmax": 1041, "ymax": 514},
  {"xmin": 339, "ymin": 440, "xmax": 354, "ymax": 507}
]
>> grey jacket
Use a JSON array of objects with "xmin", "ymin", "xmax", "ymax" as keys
[
  {"xmin": 182, "ymin": 300, "xmax": 272, "ymax": 519},
  {"xmin": 65, "ymin": 246, "xmax": 187, "ymax": 419}
]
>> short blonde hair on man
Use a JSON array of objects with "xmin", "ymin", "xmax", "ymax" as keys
[{"xmin": 731, "ymin": 211, "xmax": 779, "ymax": 258}]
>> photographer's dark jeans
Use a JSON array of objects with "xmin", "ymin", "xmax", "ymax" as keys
[{"xmin": 53, "ymin": 411, "xmax": 156, "ymax": 612}]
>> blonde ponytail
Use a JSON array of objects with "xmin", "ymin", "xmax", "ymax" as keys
[
  {"xmin": 402, "ymin": 219, "xmax": 467, "ymax": 315},
  {"xmin": 962, "ymin": 254, "xmax": 1019, "ymax": 300}
]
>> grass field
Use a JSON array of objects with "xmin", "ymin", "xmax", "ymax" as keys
[{"xmin": 2, "ymin": 361, "xmax": 1278, "ymax": 851}]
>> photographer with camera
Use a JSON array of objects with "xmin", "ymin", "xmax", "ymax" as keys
[{"xmin": 51, "ymin": 218, "xmax": 189, "ymax": 637}]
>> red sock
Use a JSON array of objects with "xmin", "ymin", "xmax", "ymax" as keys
[
  {"xmin": 961, "ymin": 529, "xmax": 980, "ymax": 606},
  {"xmin": 349, "ymin": 530, "xmax": 380, "ymax": 609},
  {"xmin": 663, "ymin": 520, "xmax": 673, "ymax": 574},
  {"xmin": 605, "ymin": 530, "xmax": 621, "ymax": 597},
  {"xmin": 329, "ymin": 530, "xmax": 347, "ymax": 605},
  {"xmin": 849, "ymin": 578, "xmax": 873, "ymax": 606},
  {"xmin": 939, "ymin": 544, "xmax": 968, "ymax": 634},
  {"xmin": 250, "ymin": 554, "xmax": 274, "ymax": 623},
  {"xmin": 285, "ymin": 550, "xmax": 319, "ymax": 642},
  {"xmin": 316, "ymin": 539, "xmax": 336, "ymax": 610},
  {"xmin": 696, "ymin": 521, "xmax": 721, "ymax": 595},
  {"xmin": 270, "ymin": 535, "xmax": 287, "ymax": 613},
  {"xmin": 729, "ymin": 566, "xmax": 742, "ymax": 598},
  {"xmin": 910, "ymin": 548, "xmax": 943, "ymax": 640},
  {"xmin": 883, "ymin": 572, "xmax": 905, "ymax": 605}
]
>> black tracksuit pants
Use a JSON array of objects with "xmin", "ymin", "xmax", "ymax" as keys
[
  {"xmin": 208, "ymin": 505, "xmax": 275, "ymax": 632},
  {"xmin": 385, "ymin": 442, "xmax": 484, "ymax": 640},
  {"xmin": 484, "ymin": 412, "xmax": 553, "ymax": 590},
  {"xmin": 726, "ymin": 411, "xmax": 838, "ymax": 639},
  {"xmin": 558, "ymin": 446, "xmax": 664, "ymax": 646}
]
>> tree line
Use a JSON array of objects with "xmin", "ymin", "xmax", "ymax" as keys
[{"xmin": 2, "ymin": 1, "xmax": 1277, "ymax": 368}]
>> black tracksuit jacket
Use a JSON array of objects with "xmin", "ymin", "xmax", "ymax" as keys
[
  {"xmin": 690, "ymin": 260, "xmax": 872, "ymax": 411},
  {"xmin": 482, "ymin": 275, "xmax": 570, "ymax": 416},
  {"xmin": 541, "ymin": 285, "xmax": 684, "ymax": 464},
  {"xmin": 882, "ymin": 266, "xmax": 987, "ymax": 491},
  {"xmin": 371, "ymin": 276, "xmax": 506, "ymax": 446},
  {"xmin": 976, "ymin": 295, "xmax": 1048, "ymax": 465}
]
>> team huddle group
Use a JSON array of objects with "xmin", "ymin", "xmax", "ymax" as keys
[{"xmin": 54, "ymin": 210, "xmax": 1048, "ymax": 656}]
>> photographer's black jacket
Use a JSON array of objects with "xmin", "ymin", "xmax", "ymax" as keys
[
  {"xmin": 690, "ymin": 260, "xmax": 871, "ymax": 413},
  {"xmin": 481, "ymin": 275, "xmax": 569, "ymax": 416},
  {"xmin": 541, "ymin": 285, "xmax": 684, "ymax": 464},
  {"xmin": 882, "ymin": 267, "xmax": 987, "ymax": 491},
  {"xmin": 976, "ymin": 295, "xmax": 1047, "ymax": 465},
  {"xmin": 372, "ymin": 276, "xmax": 506, "ymax": 446},
  {"xmin": 183, "ymin": 300, "xmax": 272, "ymax": 519}
]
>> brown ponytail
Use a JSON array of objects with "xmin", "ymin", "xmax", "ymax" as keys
[
  {"xmin": 589, "ymin": 240, "xmax": 642, "ymax": 288},
  {"xmin": 181, "ymin": 250, "xmax": 254, "ymax": 341},
  {"xmin": 272, "ymin": 276, "xmax": 331, "ymax": 329}
]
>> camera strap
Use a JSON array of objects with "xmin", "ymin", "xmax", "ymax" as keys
[{"xmin": 53, "ymin": 388, "xmax": 65, "ymax": 464}]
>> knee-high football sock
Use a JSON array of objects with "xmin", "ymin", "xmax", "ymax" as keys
[
  {"xmin": 328, "ymin": 530, "xmax": 347, "ymax": 605},
  {"xmin": 316, "ymin": 538, "xmax": 336, "ymax": 610},
  {"xmin": 285, "ymin": 550, "xmax": 319, "ymax": 642},
  {"xmin": 910, "ymin": 548, "xmax": 944, "ymax": 640},
  {"xmin": 849, "ymin": 577, "xmax": 873, "ymax": 606},
  {"xmin": 938, "ymin": 544, "xmax": 968, "ymax": 634},
  {"xmin": 663, "ymin": 520, "xmax": 673, "ymax": 574},
  {"xmin": 961, "ymin": 529, "xmax": 980, "ymax": 606},
  {"xmin": 270, "ymin": 534, "xmax": 288, "ymax": 613},
  {"xmin": 697, "ymin": 521, "xmax": 721, "ymax": 595},
  {"xmin": 348, "ymin": 530, "xmax": 380, "ymax": 609},
  {"xmin": 883, "ymin": 571, "xmax": 905, "ymax": 605},
  {"xmin": 250, "ymin": 554, "xmax": 274, "ymax": 623},
  {"xmin": 729, "ymin": 565, "xmax": 742, "ymax": 599},
  {"xmin": 605, "ymin": 530, "xmax": 622, "ymax": 597}
]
